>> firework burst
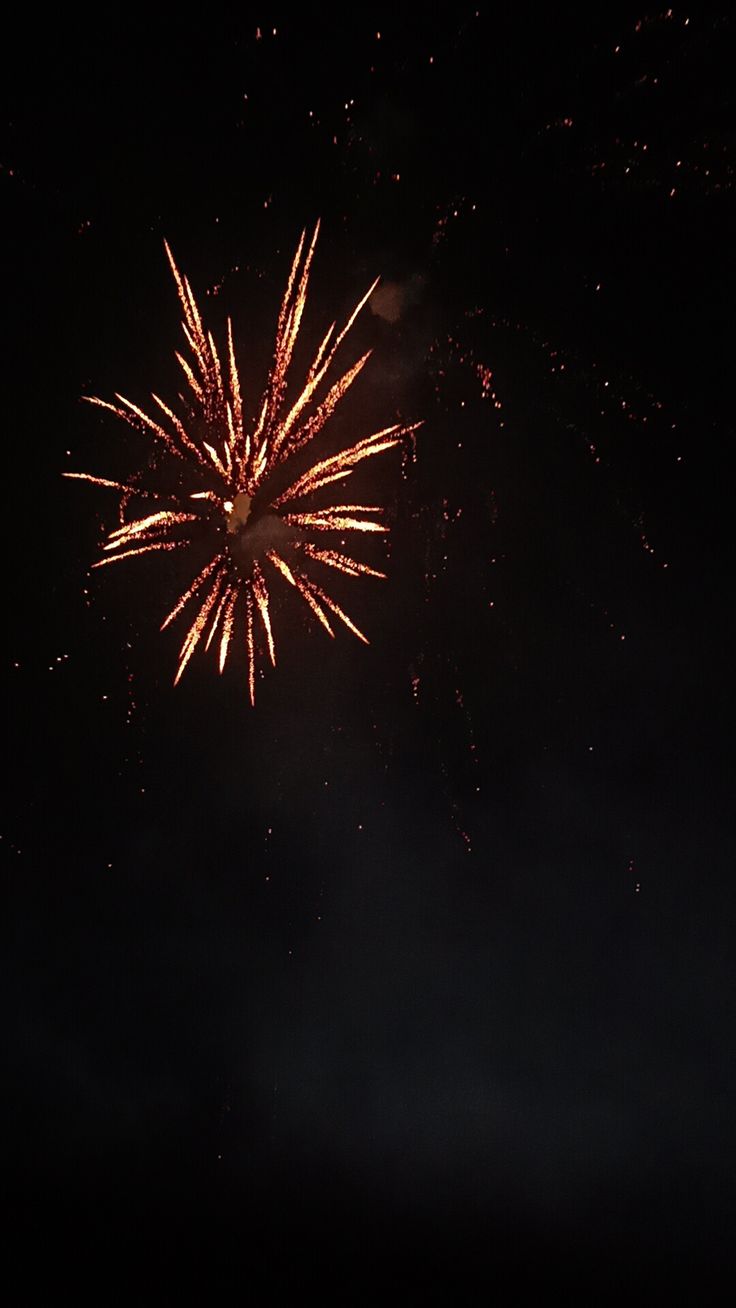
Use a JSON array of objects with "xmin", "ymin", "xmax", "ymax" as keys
[{"xmin": 65, "ymin": 224, "xmax": 421, "ymax": 702}]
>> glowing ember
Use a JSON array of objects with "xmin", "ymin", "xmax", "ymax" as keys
[{"xmin": 65, "ymin": 224, "xmax": 421, "ymax": 703}]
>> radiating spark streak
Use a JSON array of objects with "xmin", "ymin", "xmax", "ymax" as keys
[
  {"xmin": 274, "ymin": 423, "xmax": 419, "ymax": 505},
  {"xmin": 278, "ymin": 229, "xmax": 307, "ymax": 335},
  {"xmin": 182, "ymin": 323, "xmax": 199, "ymax": 359},
  {"xmin": 62, "ymin": 472, "xmax": 161, "ymax": 498},
  {"xmin": 252, "ymin": 560, "xmax": 276, "ymax": 664},
  {"xmin": 251, "ymin": 397, "xmax": 268, "ymax": 464},
  {"xmin": 70, "ymin": 225, "xmax": 420, "ymax": 698},
  {"xmin": 204, "ymin": 596, "xmax": 227, "ymax": 653},
  {"xmin": 252, "ymin": 442, "xmax": 269, "ymax": 482},
  {"xmin": 178, "ymin": 323, "xmax": 207, "ymax": 383},
  {"xmin": 175, "ymin": 351, "xmax": 204, "ymax": 401},
  {"xmin": 292, "ymin": 469, "xmax": 352, "ymax": 494},
  {"xmin": 313, "ymin": 585, "xmax": 369, "ymax": 643},
  {"xmin": 277, "ymin": 274, "xmax": 380, "ymax": 452},
  {"xmin": 84, "ymin": 391, "xmax": 184, "ymax": 460},
  {"xmin": 321, "ymin": 276, "xmax": 380, "ymax": 373},
  {"xmin": 219, "ymin": 584, "xmax": 238, "ymax": 673},
  {"xmin": 267, "ymin": 552, "xmax": 334, "ymax": 636},
  {"xmin": 174, "ymin": 570, "xmax": 226, "ymax": 685},
  {"xmin": 91, "ymin": 540, "xmax": 189, "ymax": 568},
  {"xmin": 226, "ymin": 318, "xmax": 248, "ymax": 474},
  {"xmin": 294, "ymin": 583, "xmax": 334, "ymax": 635},
  {"xmin": 285, "ymin": 441, "xmax": 399, "ymax": 498},
  {"xmin": 165, "ymin": 241, "xmax": 217, "ymax": 395},
  {"xmin": 82, "ymin": 395, "xmax": 129, "ymax": 419},
  {"xmin": 307, "ymin": 322, "xmax": 335, "ymax": 381},
  {"xmin": 160, "ymin": 558, "xmax": 222, "ymax": 631},
  {"xmin": 203, "ymin": 441, "xmax": 229, "ymax": 478},
  {"xmin": 183, "ymin": 276, "xmax": 209, "ymax": 362},
  {"xmin": 151, "ymin": 393, "xmax": 209, "ymax": 465},
  {"xmin": 298, "ymin": 543, "xmax": 387, "ymax": 578},
  {"xmin": 245, "ymin": 585, "xmax": 255, "ymax": 706},
  {"xmin": 207, "ymin": 330, "xmax": 226, "ymax": 405},
  {"xmin": 108, "ymin": 511, "xmax": 198, "ymax": 541},
  {"xmin": 165, "ymin": 240, "xmax": 197, "ymax": 335},
  {"xmin": 114, "ymin": 394, "xmax": 187, "ymax": 462},
  {"xmin": 205, "ymin": 583, "xmax": 231, "ymax": 652},
  {"xmin": 298, "ymin": 504, "xmax": 384, "ymax": 514},
  {"xmin": 270, "ymin": 225, "xmax": 321, "ymax": 417},
  {"xmin": 248, "ymin": 223, "xmax": 324, "ymax": 478},
  {"xmin": 103, "ymin": 527, "xmax": 189, "ymax": 552},
  {"xmin": 251, "ymin": 228, "xmax": 308, "ymax": 451},
  {"xmin": 284, "ymin": 227, "xmax": 318, "ymax": 337},
  {"xmin": 266, "ymin": 550, "xmax": 296, "ymax": 585},
  {"xmin": 225, "ymin": 402, "xmax": 237, "ymax": 469},
  {"xmin": 271, "ymin": 351, "xmax": 371, "ymax": 467},
  {"xmin": 284, "ymin": 512, "xmax": 388, "ymax": 533},
  {"xmin": 281, "ymin": 225, "xmax": 319, "ymax": 372}
]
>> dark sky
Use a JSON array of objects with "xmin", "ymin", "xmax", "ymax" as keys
[{"xmin": 4, "ymin": 6, "xmax": 735, "ymax": 1301}]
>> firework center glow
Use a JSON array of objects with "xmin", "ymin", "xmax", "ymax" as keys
[{"xmin": 226, "ymin": 492, "xmax": 253, "ymax": 533}]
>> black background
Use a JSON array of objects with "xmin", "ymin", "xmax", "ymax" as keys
[{"xmin": 4, "ymin": 7, "xmax": 734, "ymax": 1301}]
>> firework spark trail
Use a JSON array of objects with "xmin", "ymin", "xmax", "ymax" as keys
[
  {"xmin": 67, "ymin": 224, "xmax": 421, "ymax": 700},
  {"xmin": 267, "ymin": 551, "xmax": 335, "ymax": 636},
  {"xmin": 161, "ymin": 558, "xmax": 222, "ymax": 631},
  {"xmin": 219, "ymin": 586, "xmax": 238, "ymax": 674},
  {"xmin": 251, "ymin": 561, "xmax": 276, "ymax": 666},
  {"xmin": 297, "ymin": 543, "xmax": 387, "ymax": 579},
  {"xmin": 284, "ymin": 512, "xmax": 388, "ymax": 533},
  {"xmin": 106, "ymin": 511, "xmax": 200, "ymax": 545},
  {"xmin": 204, "ymin": 584, "xmax": 232, "ymax": 653},
  {"xmin": 272, "ymin": 423, "xmax": 419, "ymax": 505},
  {"xmin": 62, "ymin": 472, "xmax": 162, "ymax": 499},
  {"xmin": 245, "ymin": 587, "xmax": 256, "ymax": 706},
  {"xmin": 316, "ymin": 586, "xmax": 369, "ymax": 644},
  {"xmin": 175, "ymin": 568, "xmax": 227, "ymax": 685},
  {"xmin": 91, "ymin": 540, "xmax": 190, "ymax": 569}
]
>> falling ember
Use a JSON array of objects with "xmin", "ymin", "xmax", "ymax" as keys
[{"xmin": 65, "ymin": 225, "xmax": 421, "ymax": 700}]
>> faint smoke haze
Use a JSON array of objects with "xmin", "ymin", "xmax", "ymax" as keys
[{"xmin": 370, "ymin": 274, "xmax": 426, "ymax": 323}]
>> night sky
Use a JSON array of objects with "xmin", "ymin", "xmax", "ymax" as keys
[{"xmin": 4, "ymin": 7, "xmax": 735, "ymax": 1301}]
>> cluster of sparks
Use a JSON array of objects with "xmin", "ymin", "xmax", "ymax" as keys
[{"xmin": 66, "ymin": 224, "xmax": 420, "ymax": 702}]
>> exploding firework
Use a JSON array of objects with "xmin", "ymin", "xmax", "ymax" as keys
[{"xmin": 65, "ymin": 224, "xmax": 421, "ymax": 702}]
